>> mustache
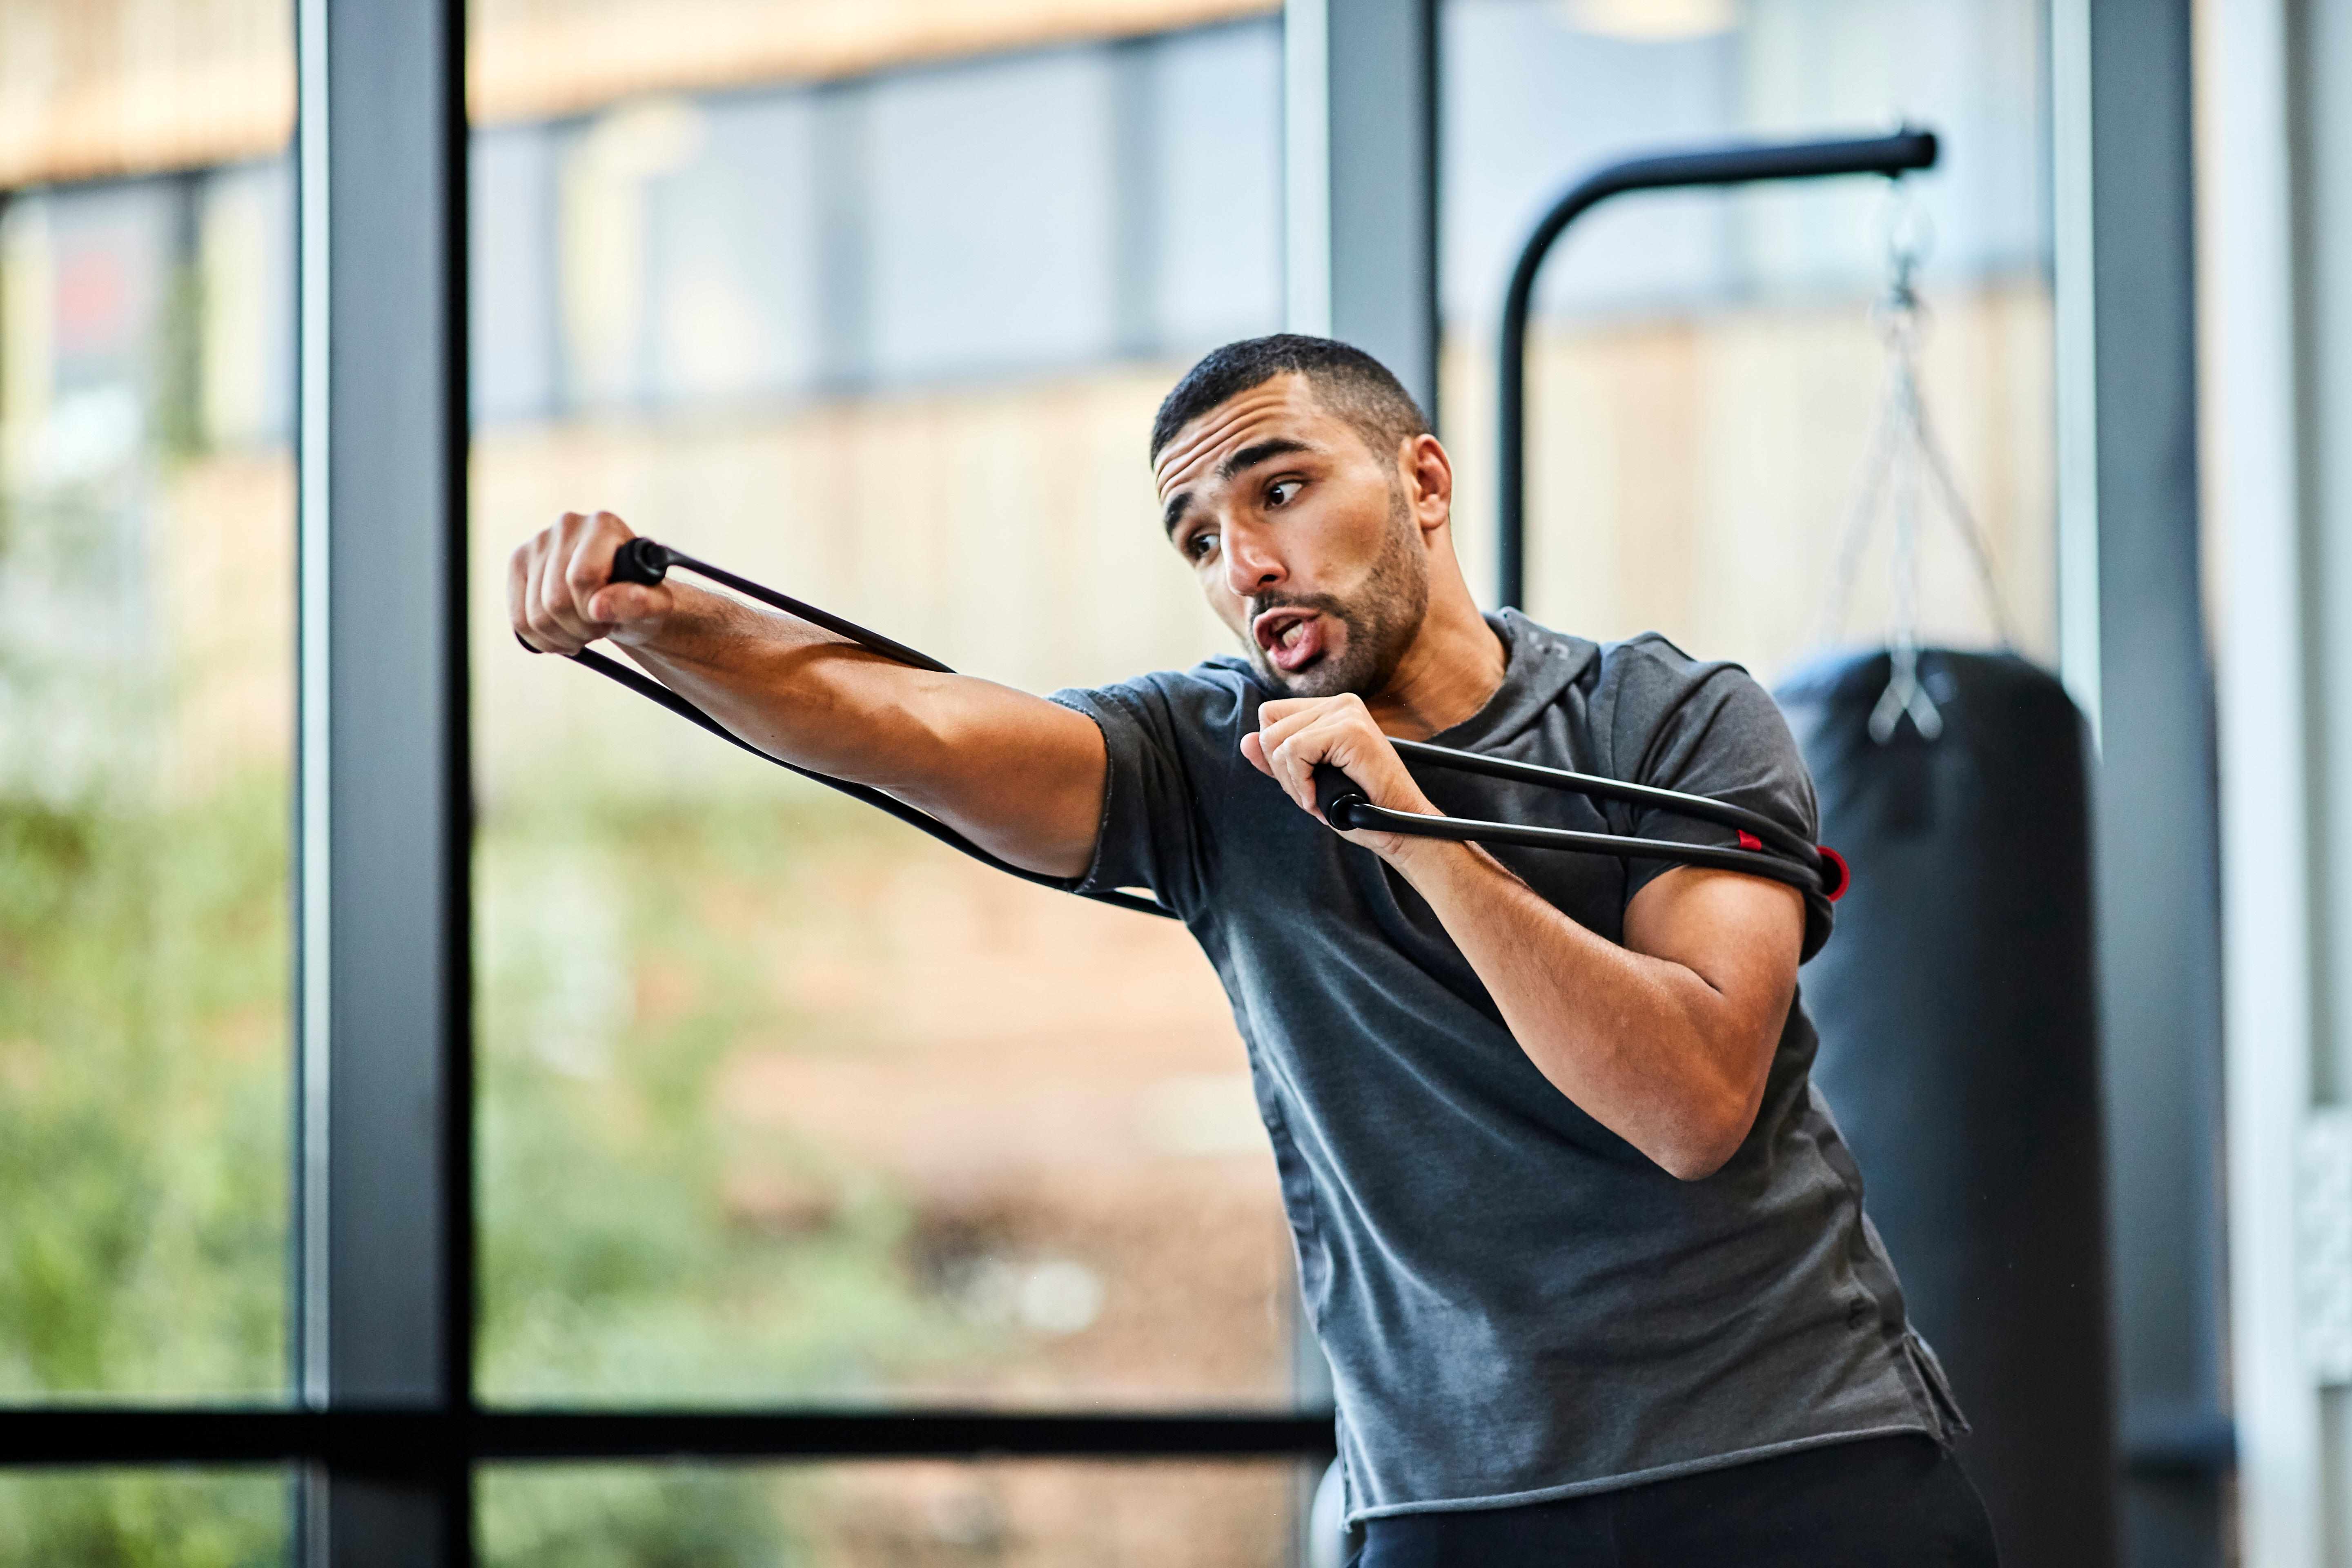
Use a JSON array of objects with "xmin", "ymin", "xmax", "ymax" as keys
[{"xmin": 1247, "ymin": 590, "xmax": 1354, "ymax": 626}]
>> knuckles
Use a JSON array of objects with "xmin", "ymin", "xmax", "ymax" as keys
[{"xmin": 512, "ymin": 511, "xmax": 633, "ymax": 644}]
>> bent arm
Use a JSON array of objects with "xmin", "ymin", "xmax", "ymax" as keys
[
  {"xmin": 1384, "ymin": 845, "xmax": 1801, "ymax": 1179},
  {"xmin": 1247, "ymin": 693, "xmax": 1802, "ymax": 1180},
  {"xmin": 512, "ymin": 512, "xmax": 1106, "ymax": 879}
]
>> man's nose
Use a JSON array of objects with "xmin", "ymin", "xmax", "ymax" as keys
[{"xmin": 1222, "ymin": 522, "xmax": 1285, "ymax": 598}]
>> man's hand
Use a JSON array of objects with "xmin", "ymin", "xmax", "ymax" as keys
[
  {"xmin": 1242, "ymin": 694, "xmax": 1440, "ymax": 860},
  {"xmin": 507, "ymin": 510, "xmax": 1108, "ymax": 881},
  {"xmin": 1250, "ymin": 693, "xmax": 1802, "ymax": 1181},
  {"xmin": 510, "ymin": 510, "xmax": 678, "ymax": 655}
]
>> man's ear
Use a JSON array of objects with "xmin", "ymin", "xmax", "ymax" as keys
[{"xmin": 1402, "ymin": 434, "xmax": 1453, "ymax": 535}]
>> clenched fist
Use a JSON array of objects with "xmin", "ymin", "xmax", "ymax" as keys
[{"xmin": 509, "ymin": 510, "xmax": 677, "ymax": 655}]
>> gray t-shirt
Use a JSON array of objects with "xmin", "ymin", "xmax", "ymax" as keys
[{"xmin": 1052, "ymin": 612, "xmax": 1963, "ymax": 1523}]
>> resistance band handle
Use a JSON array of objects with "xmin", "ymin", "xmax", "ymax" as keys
[
  {"xmin": 610, "ymin": 536, "xmax": 677, "ymax": 586},
  {"xmin": 1315, "ymin": 766, "xmax": 1366, "ymax": 831}
]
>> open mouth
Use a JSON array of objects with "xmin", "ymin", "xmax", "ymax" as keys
[{"xmin": 1253, "ymin": 608, "xmax": 1329, "ymax": 674}]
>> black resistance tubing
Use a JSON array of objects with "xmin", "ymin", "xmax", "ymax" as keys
[
  {"xmin": 1332, "ymin": 798, "xmax": 1822, "ymax": 898},
  {"xmin": 1387, "ymin": 737, "xmax": 1820, "ymax": 868},
  {"xmin": 567, "ymin": 541, "xmax": 1173, "ymax": 920},
  {"xmin": 1498, "ymin": 128, "xmax": 1938, "ymax": 609},
  {"xmin": 610, "ymin": 537, "xmax": 953, "ymax": 673},
  {"xmin": 1312, "ymin": 761, "xmax": 1836, "ymax": 900},
  {"xmin": 563, "ymin": 539, "xmax": 1840, "ymax": 909}
]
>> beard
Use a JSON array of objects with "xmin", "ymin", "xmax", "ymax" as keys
[{"xmin": 1245, "ymin": 488, "xmax": 1430, "ymax": 699}]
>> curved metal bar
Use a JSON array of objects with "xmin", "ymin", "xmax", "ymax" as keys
[{"xmin": 1497, "ymin": 127, "xmax": 1939, "ymax": 610}]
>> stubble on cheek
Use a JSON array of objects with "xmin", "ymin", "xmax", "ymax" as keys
[{"xmin": 1247, "ymin": 489, "xmax": 1428, "ymax": 699}]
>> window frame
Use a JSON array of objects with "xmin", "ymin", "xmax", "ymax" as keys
[
  {"xmin": 0, "ymin": 0, "xmax": 2239, "ymax": 1560},
  {"xmin": 0, "ymin": 1, "xmax": 1382, "ymax": 1562}
]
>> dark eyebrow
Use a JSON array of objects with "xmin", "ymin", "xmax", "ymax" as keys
[
  {"xmin": 1162, "ymin": 438, "xmax": 1316, "ymax": 537},
  {"xmin": 1218, "ymin": 437, "xmax": 1311, "ymax": 481}
]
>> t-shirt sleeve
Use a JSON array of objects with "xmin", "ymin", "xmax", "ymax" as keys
[
  {"xmin": 1048, "ymin": 676, "xmax": 1218, "ymax": 918},
  {"xmin": 1608, "ymin": 649, "xmax": 1835, "ymax": 960}
]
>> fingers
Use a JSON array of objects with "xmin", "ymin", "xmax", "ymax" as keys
[
  {"xmin": 1256, "ymin": 694, "xmax": 1374, "ymax": 817},
  {"xmin": 1251, "ymin": 693, "xmax": 1431, "ymax": 829},
  {"xmin": 510, "ymin": 510, "xmax": 656, "ymax": 655},
  {"xmin": 561, "ymin": 515, "xmax": 626, "ymax": 621},
  {"xmin": 507, "ymin": 545, "xmax": 537, "ymax": 648},
  {"xmin": 532, "ymin": 527, "xmax": 588, "ymax": 651}
]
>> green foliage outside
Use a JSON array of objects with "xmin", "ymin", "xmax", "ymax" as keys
[
  {"xmin": 477, "ymin": 1465, "xmax": 797, "ymax": 1568},
  {"xmin": 0, "ymin": 197, "xmax": 1007, "ymax": 1559},
  {"xmin": 0, "ymin": 1470, "xmax": 287, "ymax": 1568},
  {"xmin": 0, "ymin": 749, "xmax": 1018, "ymax": 1561},
  {"xmin": 0, "ymin": 775, "xmax": 294, "ymax": 1567}
]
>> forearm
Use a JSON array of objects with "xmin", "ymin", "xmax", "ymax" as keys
[
  {"xmin": 614, "ymin": 585, "xmax": 1103, "ymax": 877},
  {"xmin": 1385, "ymin": 839, "xmax": 1769, "ymax": 1178},
  {"xmin": 1244, "ymin": 690, "xmax": 1800, "ymax": 1176}
]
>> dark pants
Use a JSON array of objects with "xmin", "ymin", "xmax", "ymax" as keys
[{"xmin": 1348, "ymin": 1435, "xmax": 1998, "ymax": 1568}]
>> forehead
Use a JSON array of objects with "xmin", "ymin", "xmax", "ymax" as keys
[{"xmin": 1152, "ymin": 373, "xmax": 1348, "ymax": 500}]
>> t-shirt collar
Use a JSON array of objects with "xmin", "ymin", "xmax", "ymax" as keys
[{"xmin": 1426, "ymin": 610, "xmax": 1596, "ymax": 753}]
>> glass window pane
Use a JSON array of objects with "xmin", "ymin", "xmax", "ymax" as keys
[
  {"xmin": 0, "ymin": 1468, "xmax": 291, "ymax": 1566},
  {"xmin": 478, "ymin": 1459, "xmax": 1304, "ymax": 1568},
  {"xmin": 0, "ymin": 2, "xmax": 294, "ymax": 1402},
  {"xmin": 470, "ymin": 11, "xmax": 1296, "ymax": 1408},
  {"xmin": 1441, "ymin": 0, "xmax": 2054, "ymax": 675}
]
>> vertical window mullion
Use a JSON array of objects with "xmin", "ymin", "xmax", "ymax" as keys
[
  {"xmin": 1283, "ymin": 0, "xmax": 1439, "ymax": 421},
  {"xmin": 295, "ymin": 0, "xmax": 471, "ymax": 1560}
]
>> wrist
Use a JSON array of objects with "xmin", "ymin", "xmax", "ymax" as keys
[
  {"xmin": 1376, "ymin": 828, "xmax": 1478, "ymax": 888},
  {"xmin": 609, "ymin": 580, "xmax": 724, "ymax": 651}
]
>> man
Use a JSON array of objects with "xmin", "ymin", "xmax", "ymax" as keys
[{"xmin": 512, "ymin": 335, "xmax": 1996, "ymax": 1565}]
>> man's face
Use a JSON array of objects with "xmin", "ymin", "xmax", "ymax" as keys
[{"xmin": 1154, "ymin": 374, "xmax": 1430, "ymax": 699}]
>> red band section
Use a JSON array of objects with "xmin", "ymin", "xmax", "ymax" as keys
[{"xmin": 1817, "ymin": 844, "xmax": 1851, "ymax": 902}]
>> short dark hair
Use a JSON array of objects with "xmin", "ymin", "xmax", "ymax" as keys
[{"xmin": 1149, "ymin": 334, "xmax": 1428, "ymax": 468}]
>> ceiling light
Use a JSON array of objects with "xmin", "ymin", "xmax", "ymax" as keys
[{"xmin": 1565, "ymin": 0, "xmax": 1741, "ymax": 42}]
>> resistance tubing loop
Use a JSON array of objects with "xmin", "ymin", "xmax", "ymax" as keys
[
  {"xmin": 561, "ymin": 538, "xmax": 1848, "ymax": 910},
  {"xmin": 1312, "ymin": 760, "xmax": 1846, "ymax": 903},
  {"xmin": 567, "ymin": 539, "xmax": 1172, "ymax": 919}
]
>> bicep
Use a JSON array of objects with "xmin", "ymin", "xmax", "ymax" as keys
[{"xmin": 1622, "ymin": 866, "xmax": 1804, "ymax": 1047}]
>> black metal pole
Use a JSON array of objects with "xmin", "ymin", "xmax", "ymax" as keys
[{"xmin": 1497, "ymin": 127, "xmax": 1938, "ymax": 610}]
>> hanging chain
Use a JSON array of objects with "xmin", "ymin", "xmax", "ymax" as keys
[
  {"xmin": 1820, "ymin": 181, "xmax": 2016, "ymax": 745},
  {"xmin": 1868, "ymin": 202, "xmax": 1944, "ymax": 742}
]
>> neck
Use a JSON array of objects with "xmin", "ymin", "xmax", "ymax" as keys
[{"xmin": 1365, "ymin": 535, "xmax": 1506, "ymax": 740}]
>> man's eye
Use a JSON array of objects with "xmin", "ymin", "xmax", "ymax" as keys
[
  {"xmin": 1267, "ymin": 479, "xmax": 1301, "ymax": 508},
  {"xmin": 1185, "ymin": 531, "xmax": 1219, "ymax": 561}
]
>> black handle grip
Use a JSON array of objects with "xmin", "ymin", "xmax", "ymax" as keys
[
  {"xmin": 1316, "ymin": 766, "xmax": 1365, "ymax": 830},
  {"xmin": 610, "ymin": 536, "xmax": 673, "ymax": 586}
]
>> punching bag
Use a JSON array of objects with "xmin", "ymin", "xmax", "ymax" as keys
[{"xmin": 1775, "ymin": 648, "xmax": 2118, "ymax": 1568}]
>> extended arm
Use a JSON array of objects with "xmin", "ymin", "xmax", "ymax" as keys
[
  {"xmin": 512, "ymin": 511, "xmax": 1107, "ymax": 879},
  {"xmin": 1245, "ymin": 695, "xmax": 1803, "ymax": 1180}
]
